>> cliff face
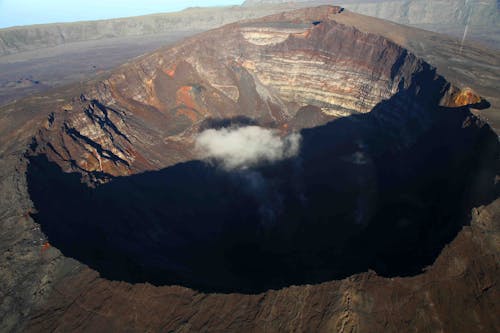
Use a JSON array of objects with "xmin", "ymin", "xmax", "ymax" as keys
[
  {"xmin": 34, "ymin": 6, "xmax": 446, "ymax": 177},
  {"xmin": 0, "ymin": 6, "xmax": 499, "ymax": 333}
]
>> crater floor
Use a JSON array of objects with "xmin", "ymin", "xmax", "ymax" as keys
[{"xmin": 28, "ymin": 95, "xmax": 497, "ymax": 293}]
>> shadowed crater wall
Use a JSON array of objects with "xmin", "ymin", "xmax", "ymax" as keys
[{"xmin": 27, "ymin": 89, "xmax": 499, "ymax": 294}]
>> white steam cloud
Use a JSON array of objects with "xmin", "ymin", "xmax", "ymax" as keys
[{"xmin": 195, "ymin": 126, "xmax": 301, "ymax": 170}]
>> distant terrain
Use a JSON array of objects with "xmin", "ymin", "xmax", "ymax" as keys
[
  {"xmin": 0, "ymin": 32, "xmax": 198, "ymax": 105},
  {"xmin": 2, "ymin": 0, "xmax": 497, "ymax": 57},
  {"xmin": 0, "ymin": 6, "xmax": 288, "ymax": 56},
  {"xmin": 244, "ymin": 0, "xmax": 500, "ymax": 48}
]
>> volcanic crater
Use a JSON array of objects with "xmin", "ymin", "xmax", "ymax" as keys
[{"xmin": 26, "ymin": 6, "xmax": 498, "ymax": 294}]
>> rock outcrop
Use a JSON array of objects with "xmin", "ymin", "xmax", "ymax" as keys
[{"xmin": 442, "ymin": 86, "xmax": 485, "ymax": 108}]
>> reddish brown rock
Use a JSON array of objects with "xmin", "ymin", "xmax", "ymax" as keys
[
  {"xmin": 454, "ymin": 88, "xmax": 483, "ymax": 106},
  {"xmin": 441, "ymin": 86, "xmax": 485, "ymax": 108}
]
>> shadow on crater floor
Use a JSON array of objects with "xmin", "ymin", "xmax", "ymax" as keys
[{"xmin": 27, "ymin": 87, "xmax": 499, "ymax": 293}]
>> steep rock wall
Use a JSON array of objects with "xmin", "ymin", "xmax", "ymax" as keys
[{"xmin": 34, "ymin": 7, "xmax": 450, "ymax": 178}]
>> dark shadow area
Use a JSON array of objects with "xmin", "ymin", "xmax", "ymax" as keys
[
  {"xmin": 469, "ymin": 99, "xmax": 491, "ymax": 110},
  {"xmin": 199, "ymin": 116, "xmax": 259, "ymax": 130},
  {"xmin": 27, "ymin": 86, "xmax": 499, "ymax": 293}
]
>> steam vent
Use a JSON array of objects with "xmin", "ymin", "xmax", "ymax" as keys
[{"xmin": 1, "ymin": 5, "xmax": 499, "ymax": 333}]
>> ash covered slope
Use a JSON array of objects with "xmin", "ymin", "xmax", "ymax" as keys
[{"xmin": 0, "ymin": 5, "xmax": 498, "ymax": 333}]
